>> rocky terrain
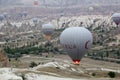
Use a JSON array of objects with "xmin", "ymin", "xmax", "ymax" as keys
[{"xmin": 0, "ymin": 54, "xmax": 120, "ymax": 80}]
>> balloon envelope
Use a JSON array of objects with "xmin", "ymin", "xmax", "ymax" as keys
[
  {"xmin": 0, "ymin": 15, "xmax": 4, "ymax": 21},
  {"xmin": 34, "ymin": 0, "xmax": 38, "ymax": 5},
  {"xmin": 3, "ymin": 12, "xmax": 8, "ymax": 18},
  {"xmin": 42, "ymin": 23, "xmax": 54, "ymax": 40},
  {"xmin": 112, "ymin": 13, "xmax": 120, "ymax": 25},
  {"xmin": 60, "ymin": 27, "xmax": 93, "ymax": 65},
  {"xmin": 19, "ymin": 13, "xmax": 23, "ymax": 17},
  {"xmin": 23, "ymin": 12, "xmax": 27, "ymax": 17},
  {"xmin": 89, "ymin": 7, "xmax": 94, "ymax": 11},
  {"xmin": 32, "ymin": 18, "xmax": 39, "ymax": 24}
]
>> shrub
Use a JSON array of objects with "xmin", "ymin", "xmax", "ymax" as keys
[
  {"xmin": 21, "ymin": 74, "xmax": 26, "ymax": 80},
  {"xmin": 92, "ymin": 73, "xmax": 96, "ymax": 76},
  {"xmin": 108, "ymin": 71, "xmax": 116, "ymax": 78},
  {"xmin": 29, "ymin": 62, "xmax": 38, "ymax": 68},
  {"xmin": 56, "ymin": 67, "xmax": 60, "ymax": 69}
]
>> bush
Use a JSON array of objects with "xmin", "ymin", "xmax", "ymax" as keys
[
  {"xmin": 15, "ymin": 58, "xmax": 18, "ymax": 61},
  {"xmin": 56, "ymin": 67, "xmax": 60, "ymax": 69},
  {"xmin": 92, "ymin": 73, "xmax": 96, "ymax": 76},
  {"xmin": 108, "ymin": 71, "xmax": 116, "ymax": 78},
  {"xmin": 29, "ymin": 62, "xmax": 38, "ymax": 68},
  {"xmin": 54, "ymin": 47, "xmax": 59, "ymax": 52},
  {"xmin": 46, "ymin": 55, "xmax": 48, "ymax": 58},
  {"xmin": 21, "ymin": 74, "xmax": 26, "ymax": 80}
]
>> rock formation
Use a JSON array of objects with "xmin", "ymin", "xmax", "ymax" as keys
[{"xmin": 0, "ymin": 48, "xmax": 9, "ymax": 67}]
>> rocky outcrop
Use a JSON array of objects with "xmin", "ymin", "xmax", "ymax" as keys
[{"xmin": 0, "ymin": 48, "xmax": 9, "ymax": 67}]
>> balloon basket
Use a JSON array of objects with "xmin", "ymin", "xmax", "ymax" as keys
[
  {"xmin": 73, "ymin": 60, "xmax": 80, "ymax": 65},
  {"xmin": 45, "ymin": 35, "xmax": 51, "ymax": 41}
]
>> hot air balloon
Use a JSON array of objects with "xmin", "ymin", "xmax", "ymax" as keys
[
  {"xmin": 34, "ymin": 0, "xmax": 38, "ymax": 6},
  {"xmin": 32, "ymin": 17, "xmax": 39, "ymax": 25},
  {"xmin": 42, "ymin": 23, "xmax": 54, "ymax": 40},
  {"xmin": 94, "ymin": 3, "xmax": 100, "ymax": 8},
  {"xmin": 23, "ymin": 11, "xmax": 27, "ymax": 17},
  {"xmin": 112, "ymin": 13, "xmax": 120, "ymax": 26},
  {"xmin": 18, "ymin": 12, "xmax": 27, "ymax": 18},
  {"xmin": 0, "ymin": 15, "xmax": 4, "ymax": 21},
  {"xmin": 3, "ymin": 12, "xmax": 8, "ymax": 18},
  {"xmin": 19, "ymin": 12, "xmax": 23, "ymax": 18},
  {"xmin": 88, "ymin": 7, "xmax": 94, "ymax": 11},
  {"xmin": 60, "ymin": 27, "xmax": 93, "ymax": 65}
]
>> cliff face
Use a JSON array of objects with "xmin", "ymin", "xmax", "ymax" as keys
[{"xmin": 0, "ymin": 48, "xmax": 9, "ymax": 67}]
